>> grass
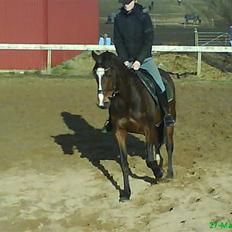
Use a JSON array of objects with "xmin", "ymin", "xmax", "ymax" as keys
[
  {"xmin": 1, "ymin": 51, "xmax": 231, "ymax": 82},
  {"xmin": 48, "ymin": 51, "xmax": 232, "ymax": 81},
  {"xmin": 51, "ymin": 51, "xmax": 95, "ymax": 77}
]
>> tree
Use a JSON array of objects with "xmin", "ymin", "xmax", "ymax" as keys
[{"xmin": 206, "ymin": 0, "xmax": 232, "ymax": 26}]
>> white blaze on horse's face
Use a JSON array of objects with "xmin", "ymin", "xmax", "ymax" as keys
[{"xmin": 96, "ymin": 67, "xmax": 105, "ymax": 107}]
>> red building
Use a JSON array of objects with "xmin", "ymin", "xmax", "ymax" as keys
[{"xmin": 0, "ymin": 0, "xmax": 99, "ymax": 70}]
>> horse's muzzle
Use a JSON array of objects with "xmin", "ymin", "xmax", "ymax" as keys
[
  {"xmin": 97, "ymin": 103, "xmax": 108, "ymax": 110},
  {"xmin": 97, "ymin": 90, "xmax": 105, "ymax": 107},
  {"xmin": 97, "ymin": 90, "xmax": 109, "ymax": 109}
]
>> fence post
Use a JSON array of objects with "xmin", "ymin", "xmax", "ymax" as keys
[
  {"xmin": 194, "ymin": 28, "xmax": 202, "ymax": 76},
  {"xmin": 197, "ymin": 51, "xmax": 202, "ymax": 76},
  {"xmin": 47, "ymin": 49, "xmax": 52, "ymax": 74}
]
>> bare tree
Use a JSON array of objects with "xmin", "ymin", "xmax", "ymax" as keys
[{"xmin": 206, "ymin": 0, "xmax": 232, "ymax": 26}]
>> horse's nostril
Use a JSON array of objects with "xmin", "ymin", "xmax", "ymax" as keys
[{"xmin": 97, "ymin": 104, "xmax": 107, "ymax": 110}]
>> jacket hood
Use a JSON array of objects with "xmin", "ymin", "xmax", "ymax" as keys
[{"xmin": 120, "ymin": 3, "xmax": 143, "ymax": 15}]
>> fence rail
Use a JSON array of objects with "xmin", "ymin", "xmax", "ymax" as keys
[
  {"xmin": 0, "ymin": 44, "xmax": 231, "ymax": 52},
  {"xmin": 197, "ymin": 32, "xmax": 230, "ymax": 46},
  {"xmin": 0, "ymin": 44, "xmax": 232, "ymax": 76}
]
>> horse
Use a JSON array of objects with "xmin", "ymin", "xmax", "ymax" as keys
[
  {"xmin": 184, "ymin": 13, "xmax": 201, "ymax": 24},
  {"xmin": 92, "ymin": 51, "xmax": 176, "ymax": 202}
]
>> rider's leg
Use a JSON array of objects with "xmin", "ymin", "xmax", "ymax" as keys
[
  {"xmin": 140, "ymin": 58, "xmax": 175, "ymax": 127},
  {"xmin": 156, "ymin": 89, "xmax": 175, "ymax": 127}
]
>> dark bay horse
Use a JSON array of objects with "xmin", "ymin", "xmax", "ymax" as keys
[{"xmin": 92, "ymin": 51, "xmax": 176, "ymax": 201}]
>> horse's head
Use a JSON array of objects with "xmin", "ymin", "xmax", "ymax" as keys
[{"xmin": 92, "ymin": 51, "xmax": 118, "ymax": 109}]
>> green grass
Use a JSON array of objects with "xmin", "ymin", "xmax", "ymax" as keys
[
  {"xmin": 48, "ymin": 51, "xmax": 232, "ymax": 81},
  {"xmin": 51, "ymin": 51, "xmax": 95, "ymax": 77}
]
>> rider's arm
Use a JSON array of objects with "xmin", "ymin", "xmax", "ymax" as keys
[
  {"xmin": 113, "ymin": 16, "xmax": 129, "ymax": 62},
  {"xmin": 136, "ymin": 13, "xmax": 153, "ymax": 64}
]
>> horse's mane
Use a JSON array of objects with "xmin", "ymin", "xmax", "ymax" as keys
[{"xmin": 109, "ymin": 52, "xmax": 136, "ymax": 79}]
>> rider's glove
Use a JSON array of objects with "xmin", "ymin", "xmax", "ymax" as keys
[
  {"xmin": 124, "ymin": 61, "xmax": 130, "ymax": 67},
  {"xmin": 132, "ymin": 60, "xmax": 141, "ymax": 70}
]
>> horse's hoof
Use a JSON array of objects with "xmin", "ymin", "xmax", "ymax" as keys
[
  {"xmin": 166, "ymin": 174, "xmax": 174, "ymax": 179},
  {"xmin": 119, "ymin": 196, "xmax": 130, "ymax": 202},
  {"xmin": 150, "ymin": 179, "xmax": 158, "ymax": 185},
  {"xmin": 152, "ymin": 168, "xmax": 163, "ymax": 180},
  {"xmin": 119, "ymin": 191, "xmax": 130, "ymax": 202},
  {"xmin": 166, "ymin": 170, "xmax": 174, "ymax": 179},
  {"xmin": 154, "ymin": 168, "xmax": 163, "ymax": 180},
  {"xmin": 147, "ymin": 161, "xmax": 163, "ymax": 179}
]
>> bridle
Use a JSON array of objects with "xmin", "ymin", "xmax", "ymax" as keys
[{"xmin": 96, "ymin": 66, "xmax": 119, "ymax": 100}]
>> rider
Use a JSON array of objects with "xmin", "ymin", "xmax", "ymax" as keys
[{"xmin": 102, "ymin": 0, "xmax": 175, "ymax": 132}]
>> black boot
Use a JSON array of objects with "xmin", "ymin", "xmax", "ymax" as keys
[
  {"xmin": 157, "ymin": 90, "xmax": 175, "ymax": 127},
  {"xmin": 101, "ymin": 118, "xmax": 113, "ymax": 133}
]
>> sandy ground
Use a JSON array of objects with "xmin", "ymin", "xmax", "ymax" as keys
[{"xmin": 0, "ymin": 75, "xmax": 231, "ymax": 232}]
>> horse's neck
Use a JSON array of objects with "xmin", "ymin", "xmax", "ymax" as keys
[
  {"xmin": 115, "ymin": 68, "xmax": 133, "ymax": 96},
  {"xmin": 112, "ymin": 57, "xmax": 138, "ymax": 99}
]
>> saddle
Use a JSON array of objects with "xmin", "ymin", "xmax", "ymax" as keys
[{"xmin": 136, "ymin": 69, "xmax": 173, "ymax": 104}]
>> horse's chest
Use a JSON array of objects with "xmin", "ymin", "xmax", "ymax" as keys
[{"xmin": 117, "ymin": 117, "xmax": 143, "ymax": 133}]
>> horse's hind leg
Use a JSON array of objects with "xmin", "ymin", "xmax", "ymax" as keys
[
  {"xmin": 115, "ymin": 129, "xmax": 131, "ymax": 202},
  {"xmin": 166, "ymin": 126, "xmax": 174, "ymax": 178},
  {"xmin": 145, "ymin": 130, "xmax": 163, "ymax": 179}
]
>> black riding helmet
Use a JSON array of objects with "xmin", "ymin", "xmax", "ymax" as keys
[{"xmin": 119, "ymin": 0, "xmax": 134, "ymax": 5}]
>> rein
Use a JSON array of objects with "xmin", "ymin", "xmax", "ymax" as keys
[
  {"xmin": 109, "ymin": 90, "xmax": 119, "ymax": 99},
  {"xmin": 104, "ymin": 66, "xmax": 120, "ymax": 99}
]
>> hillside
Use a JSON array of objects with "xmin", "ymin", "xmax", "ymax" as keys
[
  {"xmin": 100, "ymin": 0, "xmax": 227, "ymax": 27},
  {"xmin": 99, "ymin": 0, "xmax": 230, "ymax": 47}
]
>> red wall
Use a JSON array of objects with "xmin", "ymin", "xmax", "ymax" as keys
[
  {"xmin": 0, "ymin": 0, "xmax": 99, "ymax": 70},
  {"xmin": 48, "ymin": 0, "xmax": 99, "ymax": 66},
  {"xmin": 0, "ymin": 0, "xmax": 47, "ymax": 69}
]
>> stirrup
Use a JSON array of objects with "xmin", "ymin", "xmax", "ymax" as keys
[{"xmin": 164, "ymin": 114, "xmax": 176, "ymax": 127}]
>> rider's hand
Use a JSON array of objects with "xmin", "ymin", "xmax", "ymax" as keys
[
  {"xmin": 132, "ymin": 60, "xmax": 141, "ymax": 70},
  {"xmin": 124, "ymin": 61, "xmax": 130, "ymax": 67}
]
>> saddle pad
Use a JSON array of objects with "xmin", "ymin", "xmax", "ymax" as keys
[
  {"xmin": 136, "ymin": 69, "xmax": 173, "ymax": 103},
  {"xmin": 136, "ymin": 69, "xmax": 158, "ymax": 103}
]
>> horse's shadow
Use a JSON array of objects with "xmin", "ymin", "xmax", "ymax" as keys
[{"xmin": 52, "ymin": 112, "xmax": 156, "ymax": 196}]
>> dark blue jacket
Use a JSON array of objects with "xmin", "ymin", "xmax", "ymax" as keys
[{"xmin": 113, "ymin": 3, "xmax": 153, "ymax": 63}]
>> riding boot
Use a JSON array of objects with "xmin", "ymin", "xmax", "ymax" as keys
[
  {"xmin": 157, "ymin": 90, "xmax": 175, "ymax": 127},
  {"xmin": 101, "ymin": 117, "xmax": 113, "ymax": 133}
]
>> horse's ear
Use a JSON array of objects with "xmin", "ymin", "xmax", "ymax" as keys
[{"xmin": 92, "ymin": 51, "xmax": 100, "ymax": 62}]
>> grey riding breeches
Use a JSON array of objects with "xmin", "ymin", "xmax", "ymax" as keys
[{"xmin": 140, "ymin": 57, "xmax": 165, "ymax": 93}]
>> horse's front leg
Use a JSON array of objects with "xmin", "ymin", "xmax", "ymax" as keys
[{"xmin": 115, "ymin": 129, "xmax": 131, "ymax": 202}]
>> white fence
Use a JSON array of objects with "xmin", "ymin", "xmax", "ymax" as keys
[
  {"xmin": 0, "ymin": 44, "xmax": 232, "ymax": 76},
  {"xmin": 194, "ymin": 28, "xmax": 230, "ymax": 47}
]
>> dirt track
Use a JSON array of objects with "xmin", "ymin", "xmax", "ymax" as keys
[{"xmin": 0, "ymin": 76, "xmax": 231, "ymax": 232}]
